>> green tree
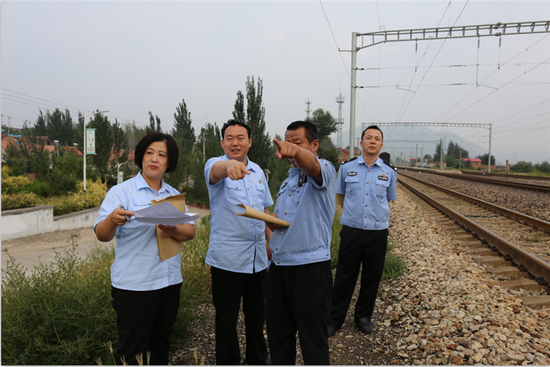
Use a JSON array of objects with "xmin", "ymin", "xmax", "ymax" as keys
[
  {"xmin": 45, "ymin": 108, "xmax": 76, "ymax": 147},
  {"xmin": 535, "ymin": 161, "xmax": 550, "ymax": 173},
  {"xmin": 232, "ymin": 76, "xmax": 271, "ymax": 171},
  {"xmin": 147, "ymin": 111, "xmax": 162, "ymax": 133},
  {"xmin": 423, "ymin": 154, "xmax": 432, "ymax": 160},
  {"xmin": 186, "ymin": 122, "xmax": 224, "ymax": 205},
  {"xmin": 34, "ymin": 111, "xmax": 47, "ymax": 137},
  {"xmin": 165, "ymin": 99, "xmax": 196, "ymax": 190},
  {"xmin": 477, "ymin": 153, "xmax": 496, "ymax": 165},
  {"xmin": 87, "ymin": 111, "xmax": 113, "ymax": 181},
  {"xmin": 445, "ymin": 155, "xmax": 457, "ymax": 169},
  {"xmin": 510, "ymin": 160, "xmax": 534, "ymax": 173},
  {"xmin": 446, "ymin": 141, "xmax": 469, "ymax": 160},
  {"xmin": 308, "ymin": 108, "xmax": 337, "ymax": 141}
]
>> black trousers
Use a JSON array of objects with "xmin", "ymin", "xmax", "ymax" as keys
[
  {"xmin": 111, "ymin": 283, "xmax": 181, "ymax": 365},
  {"xmin": 329, "ymin": 226, "xmax": 388, "ymax": 328},
  {"xmin": 266, "ymin": 260, "xmax": 332, "ymax": 365},
  {"xmin": 210, "ymin": 266, "xmax": 268, "ymax": 365}
]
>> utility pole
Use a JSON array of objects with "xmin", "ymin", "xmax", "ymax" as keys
[{"xmin": 336, "ymin": 92, "xmax": 345, "ymax": 159}]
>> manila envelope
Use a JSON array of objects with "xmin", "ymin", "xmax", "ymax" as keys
[{"xmin": 151, "ymin": 193, "xmax": 187, "ymax": 261}]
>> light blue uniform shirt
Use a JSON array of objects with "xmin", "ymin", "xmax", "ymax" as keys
[
  {"xmin": 205, "ymin": 155, "xmax": 273, "ymax": 274},
  {"xmin": 269, "ymin": 158, "xmax": 337, "ymax": 266},
  {"xmin": 94, "ymin": 172, "xmax": 195, "ymax": 291},
  {"xmin": 337, "ymin": 155, "xmax": 397, "ymax": 230}
]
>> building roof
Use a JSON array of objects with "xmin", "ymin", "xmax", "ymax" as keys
[{"xmin": 461, "ymin": 158, "xmax": 482, "ymax": 162}]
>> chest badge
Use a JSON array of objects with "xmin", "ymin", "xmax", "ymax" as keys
[
  {"xmin": 378, "ymin": 174, "xmax": 388, "ymax": 181},
  {"xmin": 259, "ymin": 179, "xmax": 262, "ymax": 184},
  {"xmin": 347, "ymin": 171, "xmax": 358, "ymax": 176}
]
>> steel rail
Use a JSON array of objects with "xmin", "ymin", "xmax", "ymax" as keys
[
  {"xmin": 399, "ymin": 167, "xmax": 550, "ymax": 193},
  {"xmin": 399, "ymin": 171, "xmax": 550, "ymax": 233},
  {"xmin": 398, "ymin": 176, "xmax": 550, "ymax": 284},
  {"xmin": 459, "ymin": 170, "xmax": 550, "ymax": 182}
]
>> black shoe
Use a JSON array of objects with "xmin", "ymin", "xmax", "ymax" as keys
[
  {"xmin": 327, "ymin": 324, "xmax": 336, "ymax": 338},
  {"xmin": 356, "ymin": 317, "xmax": 373, "ymax": 334}
]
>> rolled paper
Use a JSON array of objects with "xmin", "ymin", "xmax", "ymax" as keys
[{"xmin": 235, "ymin": 204, "xmax": 290, "ymax": 227}]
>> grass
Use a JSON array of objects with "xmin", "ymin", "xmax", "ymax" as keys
[
  {"xmin": 330, "ymin": 202, "xmax": 407, "ymax": 280},
  {"xmin": 524, "ymin": 232, "xmax": 542, "ymax": 243},
  {"xmin": 1, "ymin": 226, "xmax": 211, "ymax": 365},
  {"xmin": 2, "ymin": 200, "xmax": 406, "ymax": 365}
]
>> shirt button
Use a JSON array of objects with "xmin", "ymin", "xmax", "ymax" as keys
[
  {"xmin": 365, "ymin": 205, "xmax": 368, "ymax": 207},
  {"xmin": 364, "ymin": 216, "xmax": 367, "ymax": 218},
  {"xmin": 366, "ymin": 193, "xmax": 368, "ymax": 195},
  {"xmin": 289, "ymin": 194, "xmax": 291, "ymax": 197},
  {"xmin": 275, "ymin": 248, "xmax": 278, "ymax": 250},
  {"xmin": 277, "ymin": 261, "xmax": 280, "ymax": 264},
  {"xmin": 156, "ymin": 193, "xmax": 159, "ymax": 196},
  {"xmin": 285, "ymin": 212, "xmax": 287, "ymax": 215},
  {"xmin": 279, "ymin": 231, "xmax": 283, "ymax": 234},
  {"xmin": 142, "ymin": 201, "xmax": 145, "ymax": 204},
  {"xmin": 367, "ymin": 181, "xmax": 369, "ymax": 184}
]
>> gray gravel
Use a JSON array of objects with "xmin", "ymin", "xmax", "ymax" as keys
[{"xmin": 170, "ymin": 187, "xmax": 550, "ymax": 365}]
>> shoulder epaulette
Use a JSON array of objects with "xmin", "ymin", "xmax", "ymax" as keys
[
  {"xmin": 382, "ymin": 159, "xmax": 398, "ymax": 172},
  {"xmin": 342, "ymin": 157, "xmax": 358, "ymax": 165}
]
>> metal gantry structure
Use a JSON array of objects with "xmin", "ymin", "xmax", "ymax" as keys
[
  {"xmin": 363, "ymin": 121, "xmax": 492, "ymax": 171},
  {"xmin": 348, "ymin": 20, "xmax": 550, "ymax": 173}
]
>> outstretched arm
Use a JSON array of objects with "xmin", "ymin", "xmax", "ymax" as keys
[
  {"xmin": 209, "ymin": 160, "xmax": 250, "ymax": 184},
  {"xmin": 273, "ymin": 139, "xmax": 322, "ymax": 185}
]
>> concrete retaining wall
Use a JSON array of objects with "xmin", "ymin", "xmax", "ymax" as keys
[{"xmin": 1, "ymin": 206, "xmax": 100, "ymax": 241}]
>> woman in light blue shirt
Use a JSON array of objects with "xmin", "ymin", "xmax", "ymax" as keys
[{"xmin": 95, "ymin": 132, "xmax": 196, "ymax": 365}]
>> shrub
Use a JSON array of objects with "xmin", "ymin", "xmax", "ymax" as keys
[
  {"xmin": 1, "ymin": 192, "xmax": 37, "ymax": 210},
  {"xmin": 330, "ymin": 201, "xmax": 343, "ymax": 268},
  {"xmin": 36, "ymin": 178, "xmax": 107, "ymax": 215},
  {"xmin": 1, "ymin": 241, "xmax": 118, "ymax": 365},
  {"xmin": 1, "ymin": 232, "xmax": 209, "ymax": 365},
  {"xmin": 1, "ymin": 175, "xmax": 32, "ymax": 192},
  {"xmin": 8, "ymin": 180, "xmax": 54, "ymax": 197}
]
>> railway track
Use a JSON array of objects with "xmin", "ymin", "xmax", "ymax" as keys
[
  {"xmin": 398, "ymin": 167, "xmax": 550, "ymax": 193},
  {"xmin": 460, "ymin": 170, "xmax": 550, "ymax": 182},
  {"xmin": 398, "ymin": 171, "xmax": 550, "ymax": 309}
]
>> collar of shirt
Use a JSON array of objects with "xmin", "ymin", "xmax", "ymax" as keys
[{"xmin": 135, "ymin": 171, "xmax": 173, "ymax": 195}]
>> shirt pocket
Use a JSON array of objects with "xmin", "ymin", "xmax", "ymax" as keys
[
  {"xmin": 344, "ymin": 175, "xmax": 360, "ymax": 193},
  {"xmin": 131, "ymin": 197, "xmax": 151, "ymax": 209},
  {"xmin": 225, "ymin": 179, "xmax": 247, "ymax": 201},
  {"xmin": 375, "ymin": 180, "xmax": 389, "ymax": 197}
]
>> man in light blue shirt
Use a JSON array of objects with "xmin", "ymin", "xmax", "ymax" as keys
[
  {"xmin": 328, "ymin": 125, "xmax": 397, "ymax": 338},
  {"xmin": 204, "ymin": 119, "xmax": 272, "ymax": 365},
  {"xmin": 266, "ymin": 120, "xmax": 336, "ymax": 365}
]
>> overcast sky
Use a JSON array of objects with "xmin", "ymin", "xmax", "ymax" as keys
[{"xmin": 2, "ymin": 0, "xmax": 549, "ymax": 164}]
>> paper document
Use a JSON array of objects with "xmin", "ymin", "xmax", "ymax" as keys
[
  {"xmin": 235, "ymin": 204, "xmax": 290, "ymax": 227},
  {"xmin": 133, "ymin": 201, "xmax": 200, "ymax": 225}
]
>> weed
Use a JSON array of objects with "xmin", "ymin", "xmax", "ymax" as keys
[{"xmin": 524, "ymin": 232, "xmax": 542, "ymax": 243}]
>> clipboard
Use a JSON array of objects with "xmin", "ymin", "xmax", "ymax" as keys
[{"xmin": 151, "ymin": 193, "xmax": 187, "ymax": 261}]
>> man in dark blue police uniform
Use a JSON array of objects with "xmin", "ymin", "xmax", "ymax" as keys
[{"xmin": 328, "ymin": 125, "xmax": 397, "ymax": 337}]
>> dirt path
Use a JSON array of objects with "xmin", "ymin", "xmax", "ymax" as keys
[{"xmin": 1, "ymin": 205, "xmax": 210, "ymax": 276}]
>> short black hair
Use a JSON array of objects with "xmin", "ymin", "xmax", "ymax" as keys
[
  {"xmin": 361, "ymin": 125, "xmax": 384, "ymax": 141},
  {"xmin": 286, "ymin": 120, "xmax": 318, "ymax": 144},
  {"xmin": 221, "ymin": 119, "xmax": 251, "ymax": 139},
  {"xmin": 134, "ymin": 132, "xmax": 179, "ymax": 173}
]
